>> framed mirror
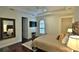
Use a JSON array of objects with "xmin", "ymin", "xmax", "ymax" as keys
[{"xmin": 0, "ymin": 18, "xmax": 15, "ymax": 40}]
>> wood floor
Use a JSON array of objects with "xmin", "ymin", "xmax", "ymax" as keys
[
  {"xmin": 0, "ymin": 42, "xmax": 45, "ymax": 52},
  {"xmin": 0, "ymin": 43, "xmax": 32, "ymax": 52}
]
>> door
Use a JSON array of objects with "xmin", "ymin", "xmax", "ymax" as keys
[
  {"xmin": 22, "ymin": 17, "xmax": 28, "ymax": 42},
  {"xmin": 61, "ymin": 17, "xmax": 73, "ymax": 33},
  {"xmin": 0, "ymin": 19, "xmax": 2, "ymax": 40}
]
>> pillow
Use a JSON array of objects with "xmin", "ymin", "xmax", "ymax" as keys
[
  {"xmin": 56, "ymin": 33, "xmax": 65, "ymax": 41},
  {"xmin": 62, "ymin": 34, "xmax": 69, "ymax": 45}
]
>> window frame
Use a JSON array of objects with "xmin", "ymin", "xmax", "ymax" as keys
[{"xmin": 39, "ymin": 20, "xmax": 45, "ymax": 34}]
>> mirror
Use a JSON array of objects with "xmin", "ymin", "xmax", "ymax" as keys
[{"xmin": 0, "ymin": 18, "xmax": 15, "ymax": 39}]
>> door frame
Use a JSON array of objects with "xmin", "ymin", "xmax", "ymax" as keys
[
  {"xmin": 59, "ymin": 16, "xmax": 74, "ymax": 33},
  {"xmin": 22, "ymin": 17, "xmax": 28, "ymax": 42}
]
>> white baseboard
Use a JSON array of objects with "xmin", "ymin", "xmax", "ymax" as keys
[{"xmin": 0, "ymin": 39, "xmax": 21, "ymax": 48}]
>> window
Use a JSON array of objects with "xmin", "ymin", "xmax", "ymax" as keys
[{"xmin": 39, "ymin": 20, "xmax": 45, "ymax": 34}]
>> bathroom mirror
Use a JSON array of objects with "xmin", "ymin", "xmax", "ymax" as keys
[{"xmin": 0, "ymin": 18, "xmax": 15, "ymax": 39}]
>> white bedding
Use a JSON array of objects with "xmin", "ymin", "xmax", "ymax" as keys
[{"xmin": 33, "ymin": 35, "xmax": 72, "ymax": 52}]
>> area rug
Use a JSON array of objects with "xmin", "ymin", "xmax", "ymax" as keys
[{"xmin": 22, "ymin": 40, "xmax": 32, "ymax": 50}]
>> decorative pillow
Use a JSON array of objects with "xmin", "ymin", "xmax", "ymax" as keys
[
  {"xmin": 56, "ymin": 33, "xmax": 65, "ymax": 41},
  {"xmin": 62, "ymin": 34, "xmax": 69, "ymax": 45}
]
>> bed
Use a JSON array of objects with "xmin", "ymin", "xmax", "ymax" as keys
[{"xmin": 32, "ymin": 34, "xmax": 72, "ymax": 52}]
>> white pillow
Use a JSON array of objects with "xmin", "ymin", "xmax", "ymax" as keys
[{"xmin": 62, "ymin": 34, "xmax": 69, "ymax": 45}]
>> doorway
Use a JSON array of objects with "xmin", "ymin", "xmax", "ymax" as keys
[
  {"xmin": 61, "ymin": 17, "xmax": 73, "ymax": 33},
  {"xmin": 22, "ymin": 17, "xmax": 28, "ymax": 43}
]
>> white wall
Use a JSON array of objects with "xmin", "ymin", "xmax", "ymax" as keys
[
  {"xmin": 21, "ymin": 14, "xmax": 37, "ymax": 39},
  {"xmin": 36, "ymin": 16, "xmax": 45, "ymax": 36},
  {"xmin": 29, "ymin": 17, "xmax": 38, "ymax": 38},
  {"xmin": 45, "ymin": 15, "xmax": 60, "ymax": 35},
  {"xmin": 0, "ymin": 7, "xmax": 32, "ymax": 48}
]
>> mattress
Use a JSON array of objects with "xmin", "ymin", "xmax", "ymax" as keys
[{"xmin": 33, "ymin": 34, "xmax": 72, "ymax": 52}]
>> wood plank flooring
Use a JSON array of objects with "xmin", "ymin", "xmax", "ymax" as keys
[
  {"xmin": 0, "ymin": 43, "xmax": 32, "ymax": 52},
  {"xmin": 0, "ymin": 42, "xmax": 45, "ymax": 52}
]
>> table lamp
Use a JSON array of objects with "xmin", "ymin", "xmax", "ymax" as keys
[
  {"xmin": 67, "ymin": 35, "xmax": 79, "ymax": 52},
  {"xmin": 67, "ymin": 28, "xmax": 72, "ymax": 34},
  {"xmin": 3, "ymin": 25, "xmax": 7, "ymax": 32}
]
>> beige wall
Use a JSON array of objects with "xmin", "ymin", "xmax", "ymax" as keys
[
  {"xmin": 74, "ymin": 7, "xmax": 79, "ymax": 21},
  {"xmin": 44, "ymin": 15, "xmax": 74, "ymax": 35},
  {"xmin": 59, "ymin": 16, "xmax": 74, "ymax": 33},
  {"xmin": 45, "ymin": 15, "xmax": 60, "ymax": 35},
  {"xmin": 0, "ymin": 7, "xmax": 33, "ymax": 48}
]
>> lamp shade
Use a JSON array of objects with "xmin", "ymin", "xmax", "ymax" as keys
[
  {"xmin": 3, "ymin": 25, "xmax": 7, "ymax": 32},
  {"xmin": 67, "ymin": 35, "xmax": 79, "ymax": 51},
  {"xmin": 67, "ymin": 28, "xmax": 72, "ymax": 33}
]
